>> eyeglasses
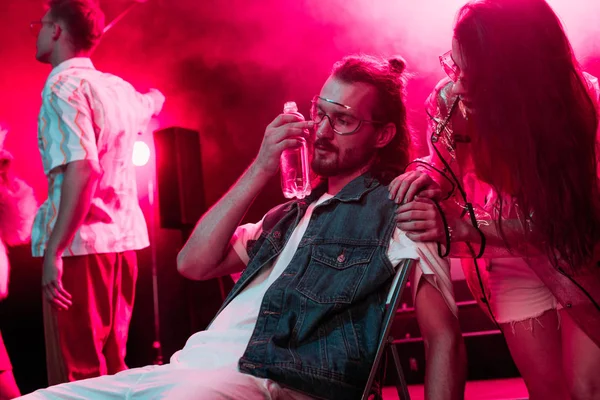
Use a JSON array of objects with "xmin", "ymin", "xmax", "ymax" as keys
[
  {"xmin": 439, "ymin": 50, "xmax": 459, "ymax": 82},
  {"xmin": 30, "ymin": 20, "xmax": 53, "ymax": 37},
  {"xmin": 309, "ymin": 96, "xmax": 384, "ymax": 136}
]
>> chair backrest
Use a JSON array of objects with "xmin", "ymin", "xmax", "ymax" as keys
[{"xmin": 361, "ymin": 258, "xmax": 415, "ymax": 400}]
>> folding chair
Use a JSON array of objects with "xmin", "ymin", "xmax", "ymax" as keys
[{"xmin": 361, "ymin": 258, "xmax": 415, "ymax": 400}]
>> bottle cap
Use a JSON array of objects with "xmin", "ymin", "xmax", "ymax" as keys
[{"xmin": 283, "ymin": 101, "xmax": 298, "ymax": 114}]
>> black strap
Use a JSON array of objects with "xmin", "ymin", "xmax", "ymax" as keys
[{"xmin": 433, "ymin": 200, "xmax": 451, "ymax": 258}]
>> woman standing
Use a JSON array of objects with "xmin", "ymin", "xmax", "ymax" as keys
[{"xmin": 390, "ymin": 1, "xmax": 600, "ymax": 399}]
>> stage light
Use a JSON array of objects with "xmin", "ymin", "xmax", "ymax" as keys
[{"xmin": 133, "ymin": 141, "xmax": 151, "ymax": 167}]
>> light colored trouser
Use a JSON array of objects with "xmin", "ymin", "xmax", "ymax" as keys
[{"xmin": 19, "ymin": 364, "xmax": 315, "ymax": 400}]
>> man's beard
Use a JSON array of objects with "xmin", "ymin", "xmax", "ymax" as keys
[{"xmin": 311, "ymin": 138, "xmax": 376, "ymax": 177}]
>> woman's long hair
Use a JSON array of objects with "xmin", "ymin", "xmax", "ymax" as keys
[{"xmin": 454, "ymin": 0, "xmax": 600, "ymax": 270}]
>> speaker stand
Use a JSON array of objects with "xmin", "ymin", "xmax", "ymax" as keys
[{"xmin": 148, "ymin": 179, "xmax": 164, "ymax": 365}]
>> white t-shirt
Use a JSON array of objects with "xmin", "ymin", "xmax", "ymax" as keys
[{"xmin": 171, "ymin": 193, "xmax": 456, "ymax": 370}]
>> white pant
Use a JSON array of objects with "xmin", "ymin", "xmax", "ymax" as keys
[{"xmin": 19, "ymin": 365, "xmax": 314, "ymax": 400}]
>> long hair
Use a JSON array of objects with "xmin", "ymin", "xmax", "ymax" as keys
[
  {"xmin": 331, "ymin": 55, "xmax": 411, "ymax": 185},
  {"xmin": 454, "ymin": 0, "xmax": 600, "ymax": 270}
]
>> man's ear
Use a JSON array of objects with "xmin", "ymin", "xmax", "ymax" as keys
[
  {"xmin": 51, "ymin": 23, "xmax": 62, "ymax": 42},
  {"xmin": 375, "ymin": 122, "xmax": 396, "ymax": 149}
]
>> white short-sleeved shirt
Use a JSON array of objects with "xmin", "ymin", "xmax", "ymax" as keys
[{"xmin": 32, "ymin": 58, "xmax": 157, "ymax": 257}]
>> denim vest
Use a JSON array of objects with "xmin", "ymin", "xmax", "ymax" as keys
[{"xmin": 214, "ymin": 174, "xmax": 398, "ymax": 399}]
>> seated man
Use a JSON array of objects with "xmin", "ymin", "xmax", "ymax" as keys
[{"xmin": 22, "ymin": 55, "xmax": 465, "ymax": 400}]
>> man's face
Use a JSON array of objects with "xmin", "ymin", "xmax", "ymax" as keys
[
  {"xmin": 35, "ymin": 11, "xmax": 56, "ymax": 63},
  {"xmin": 310, "ymin": 77, "xmax": 381, "ymax": 178}
]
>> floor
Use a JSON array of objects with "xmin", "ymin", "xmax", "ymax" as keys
[{"xmin": 383, "ymin": 377, "xmax": 528, "ymax": 400}]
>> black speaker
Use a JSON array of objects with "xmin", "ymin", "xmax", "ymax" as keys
[{"xmin": 153, "ymin": 127, "xmax": 205, "ymax": 229}]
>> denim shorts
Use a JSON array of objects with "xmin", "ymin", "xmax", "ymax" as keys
[{"xmin": 488, "ymin": 257, "xmax": 560, "ymax": 325}]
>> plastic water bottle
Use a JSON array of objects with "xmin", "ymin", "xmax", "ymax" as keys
[{"xmin": 280, "ymin": 101, "xmax": 311, "ymax": 199}]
